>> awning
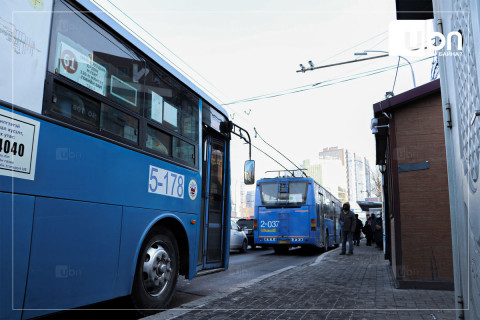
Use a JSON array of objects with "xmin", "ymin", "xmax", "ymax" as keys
[
  {"xmin": 395, "ymin": 0, "xmax": 433, "ymax": 20},
  {"xmin": 357, "ymin": 201, "xmax": 382, "ymax": 211}
]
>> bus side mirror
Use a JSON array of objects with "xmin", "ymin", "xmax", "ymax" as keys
[{"xmin": 244, "ymin": 160, "xmax": 255, "ymax": 185}]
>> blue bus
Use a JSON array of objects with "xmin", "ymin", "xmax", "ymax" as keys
[
  {"xmin": 0, "ymin": 1, "xmax": 253, "ymax": 319},
  {"xmin": 253, "ymin": 174, "xmax": 341, "ymax": 254}
]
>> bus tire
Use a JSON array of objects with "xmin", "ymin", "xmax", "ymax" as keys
[{"xmin": 131, "ymin": 226, "xmax": 179, "ymax": 315}]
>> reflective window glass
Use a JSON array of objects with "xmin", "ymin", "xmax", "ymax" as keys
[
  {"xmin": 173, "ymin": 137, "xmax": 195, "ymax": 165},
  {"xmin": 48, "ymin": 1, "xmax": 146, "ymax": 112},
  {"xmin": 145, "ymin": 67, "xmax": 199, "ymax": 142},
  {"xmin": 52, "ymin": 82, "xmax": 100, "ymax": 127},
  {"xmin": 100, "ymin": 105, "xmax": 138, "ymax": 143},
  {"xmin": 146, "ymin": 126, "xmax": 171, "ymax": 156}
]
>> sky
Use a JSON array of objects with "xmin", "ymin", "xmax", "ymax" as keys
[{"xmin": 92, "ymin": 0, "xmax": 435, "ymax": 196}]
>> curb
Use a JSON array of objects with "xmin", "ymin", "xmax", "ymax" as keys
[{"xmin": 310, "ymin": 246, "xmax": 339, "ymax": 266}]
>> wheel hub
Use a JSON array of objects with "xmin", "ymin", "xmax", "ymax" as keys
[{"xmin": 142, "ymin": 241, "xmax": 172, "ymax": 296}]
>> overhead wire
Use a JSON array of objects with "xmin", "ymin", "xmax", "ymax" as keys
[
  {"xmin": 254, "ymin": 128, "xmax": 307, "ymax": 177},
  {"xmin": 223, "ymin": 60, "xmax": 408, "ymax": 105},
  {"xmin": 391, "ymin": 57, "xmax": 401, "ymax": 94},
  {"xmin": 226, "ymin": 35, "xmax": 390, "ymax": 130},
  {"xmin": 86, "ymin": 3, "xmax": 428, "ymax": 173},
  {"xmin": 92, "ymin": 0, "xmax": 294, "ymax": 171},
  {"xmin": 315, "ymin": 30, "xmax": 388, "ymax": 65},
  {"xmin": 222, "ymin": 56, "xmax": 433, "ymax": 105},
  {"xmin": 92, "ymin": 0, "xmax": 227, "ymax": 105},
  {"xmin": 250, "ymin": 141, "xmax": 292, "ymax": 173}
]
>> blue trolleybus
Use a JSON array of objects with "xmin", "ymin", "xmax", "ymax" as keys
[
  {"xmin": 253, "ymin": 172, "xmax": 341, "ymax": 254},
  {"xmin": 0, "ymin": 1, "xmax": 253, "ymax": 319}
]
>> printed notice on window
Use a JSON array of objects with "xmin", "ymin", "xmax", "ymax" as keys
[
  {"xmin": 0, "ymin": 108, "xmax": 40, "ymax": 180},
  {"xmin": 57, "ymin": 41, "xmax": 107, "ymax": 96}
]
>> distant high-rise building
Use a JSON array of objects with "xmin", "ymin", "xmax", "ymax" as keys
[
  {"xmin": 319, "ymin": 146, "xmax": 345, "ymax": 166},
  {"xmin": 302, "ymin": 159, "xmax": 323, "ymax": 185},
  {"xmin": 303, "ymin": 147, "xmax": 377, "ymax": 206},
  {"xmin": 302, "ymin": 149, "xmax": 348, "ymax": 203},
  {"xmin": 345, "ymin": 151, "xmax": 378, "ymax": 203}
]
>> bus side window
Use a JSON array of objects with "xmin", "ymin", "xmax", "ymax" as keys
[
  {"xmin": 52, "ymin": 82, "xmax": 100, "ymax": 128},
  {"xmin": 100, "ymin": 104, "xmax": 138, "ymax": 143},
  {"xmin": 146, "ymin": 125, "xmax": 171, "ymax": 156}
]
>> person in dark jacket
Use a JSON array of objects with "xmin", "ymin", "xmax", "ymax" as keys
[
  {"xmin": 354, "ymin": 214, "xmax": 363, "ymax": 246},
  {"xmin": 363, "ymin": 213, "xmax": 375, "ymax": 246},
  {"xmin": 374, "ymin": 215, "xmax": 383, "ymax": 249},
  {"xmin": 339, "ymin": 202, "xmax": 356, "ymax": 255}
]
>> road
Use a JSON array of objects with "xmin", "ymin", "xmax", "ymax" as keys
[{"xmin": 43, "ymin": 246, "xmax": 323, "ymax": 319}]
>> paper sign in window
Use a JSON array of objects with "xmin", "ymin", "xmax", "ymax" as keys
[
  {"xmin": 151, "ymin": 91, "xmax": 163, "ymax": 123},
  {"xmin": 57, "ymin": 41, "xmax": 107, "ymax": 96},
  {"xmin": 164, "ymin": 101, "xmax": 178, "ymax": 128}
]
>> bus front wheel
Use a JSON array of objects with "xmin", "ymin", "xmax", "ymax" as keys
[{"xmin": 131, "ymin": 227, "xmax": 179, "ymax": 314}]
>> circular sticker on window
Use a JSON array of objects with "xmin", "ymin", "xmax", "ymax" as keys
[
  {"xmin": 28, "ymin": 0, "xmax": 44, "ymax": 10},
  {"xmin": 188, "ymin": 179, "xmax": 198, "ymax": 200}
]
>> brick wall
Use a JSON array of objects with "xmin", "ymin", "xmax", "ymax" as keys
[{"xmin": 393, "ymin": 93, "xmax": 453, "ymax": 282}]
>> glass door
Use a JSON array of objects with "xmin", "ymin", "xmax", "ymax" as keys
[{"xmin": 198, "ymin": 132, "xmax": 227, "ymax": 269}]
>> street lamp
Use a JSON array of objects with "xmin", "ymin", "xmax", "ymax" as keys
[
  {"xmin": 377, "ymin": 164, "xmax": 387, "ymax": 174},
  {"xmin": 354, "ymin": 50, "xmax": 416, "ymax": 89}
]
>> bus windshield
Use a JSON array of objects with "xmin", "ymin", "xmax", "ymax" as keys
[{"xmin": 260, "ymin": 181, "xmax": 308, "ymax": 205}]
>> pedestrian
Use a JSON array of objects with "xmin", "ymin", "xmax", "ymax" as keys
[
  {"xmin": 363, "ymin": 213, "xmax": 375, "ymax": 246},
  {"xmin": 339, "ymin": 202, "xmax": 356, "ymax": 255},
  {"xmin": 374, "ymin": 215, "xmax": 383, "ymax": 250},
  {"xmin": 354, "ymin": 214, "xmax": 363, "ymax": 246}
]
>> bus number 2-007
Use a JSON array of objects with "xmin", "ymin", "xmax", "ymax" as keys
[
  {"xmin": 148, "ymin": 165, "xmax": 185, "ymax": 199},
  {"xmin": 0, "ymin": 139, "xmax": 25, "ymax": 157},
  {"xmin": 260, "ymin": 221, "xmax": 280, "ymax": 228}
]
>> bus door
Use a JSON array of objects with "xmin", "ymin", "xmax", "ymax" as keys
[{"xmin": 198, "ymin": 131, "xmax": 227, "ymax": 269}]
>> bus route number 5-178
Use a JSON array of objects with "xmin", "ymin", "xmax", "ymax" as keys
[{"xmin": 148, "ymin": 165, "xmax": 185, "ymax": 199}]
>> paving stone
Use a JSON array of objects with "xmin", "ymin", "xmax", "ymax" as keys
[{"xmin": 146, "ymin": 241, "xmax": 456, "ymax": 320}]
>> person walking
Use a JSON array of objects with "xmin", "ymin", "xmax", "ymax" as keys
[
  {"xmin": 363, "ymin": 213, "xmax": 375, "ymax": 246},
  {"xmin": 374, "ymin": 215, "xmax": 383, "ymax": 249},
  {"xmin": 354, "ymin": 214, "xmax": 363, "ymax": 246},
  {"xmin": 339, "ymin": 202, "xmax": 356, "ymax": 255}
]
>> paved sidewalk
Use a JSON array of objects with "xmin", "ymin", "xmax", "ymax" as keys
[{"xmin": 146, "ymin": 242, "xmax": 456, "ymax": 320}]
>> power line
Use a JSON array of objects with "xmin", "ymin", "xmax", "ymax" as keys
[
  {"xmin": 92, "ymin": 0, "xmax": 227, "ymax": 104},
  {"xmin": 298, "ymin": 53, "xmax": 389, "ymax": 73},
  {"xmin": 254, "ymin": 128, "xmax": 306, "ymax": 177},
  {"xmin": 251, "ymin": 142, "xmax": 292, "ymax": 174},
  {"xmin": 391, "ymin": 57, "xmax": 401, "ymax": 94},
  {"xmin": 224, "ymin": 61, "xmax": 397, "ymax": 105},
  {"xmin": 222, "ymin": 56, "xmax": 432, "ymax": 105},
  {"xmin": 93, "ymin": 1, "xmax": 297, "ymax": 178},
  {"xmin": 315, "ymin": 30, "xmax": 388, "ymax": 65}
]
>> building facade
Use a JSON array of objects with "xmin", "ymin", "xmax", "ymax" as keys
[{"xmin": 373, "ymin": 79, "xmax": 453, "ymax": 290}]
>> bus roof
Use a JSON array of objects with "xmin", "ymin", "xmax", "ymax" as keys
[
  {"xmin": 257, "ymin": 176, "xmax": 313, "ymax": 183},
  {"xmin": 76, "ymin": 0, "xmax": 228, "ymax": 119},
  {"xmin": 256, "ymin": 176, "xmax": 340, "ymax": 202}
]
